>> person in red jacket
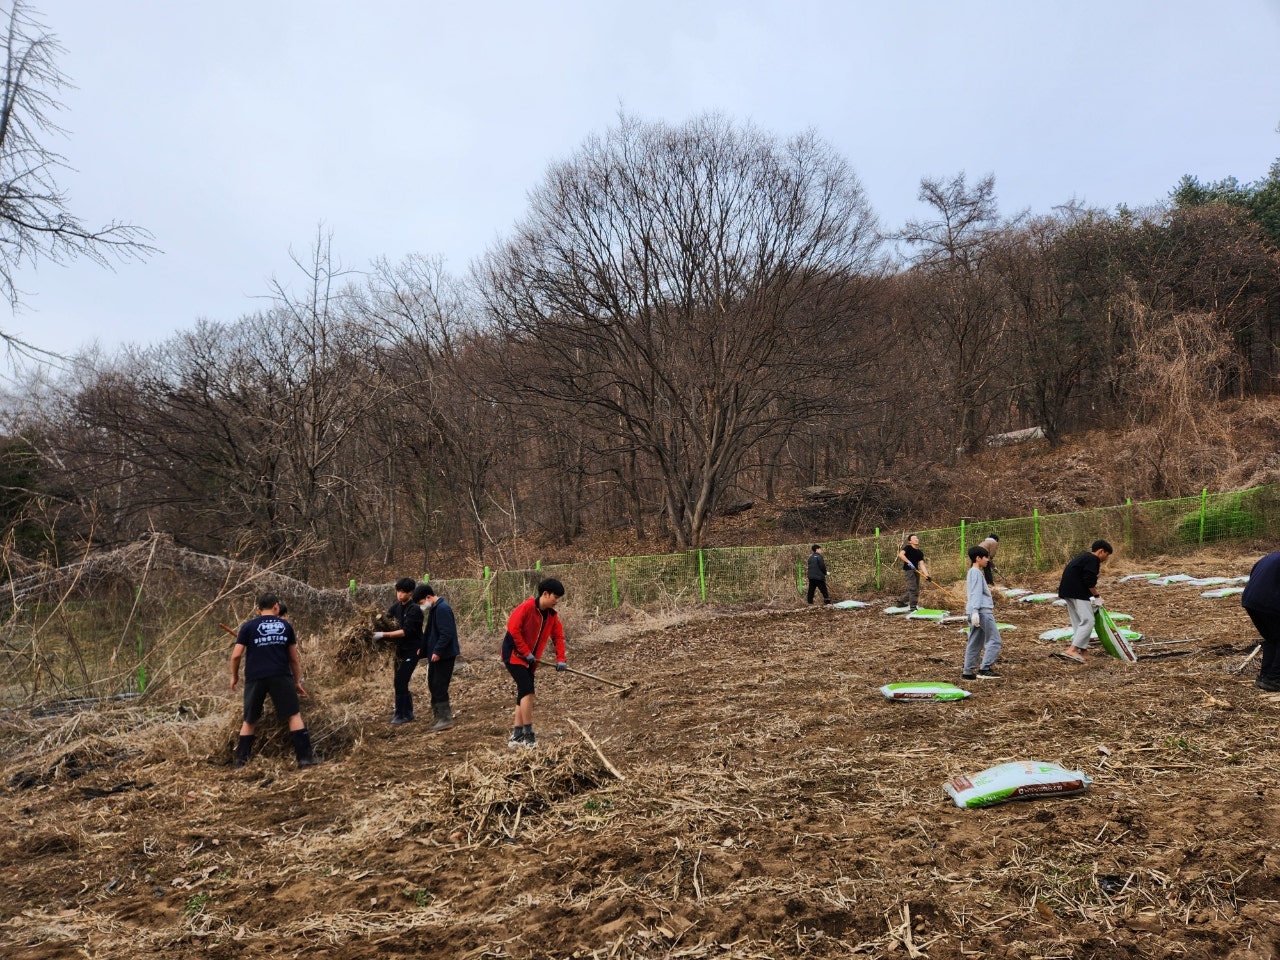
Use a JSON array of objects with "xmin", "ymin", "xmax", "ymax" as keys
[{"xmin": 501, "ymin": 577, "xmax": 567, "ymax": 748}]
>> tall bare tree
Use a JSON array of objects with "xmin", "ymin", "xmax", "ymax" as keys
[
  {"xmin": 0, "ymin": 1, "xmax": 152, "ymax": 339},
  {"xmin": 478, "ymin": 113, "xmax": 882, "ymax": 548}
]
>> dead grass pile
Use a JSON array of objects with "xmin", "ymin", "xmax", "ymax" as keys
[{"xmin": 332, "ymin": 607, "xmax": 399, "ymax": 667}]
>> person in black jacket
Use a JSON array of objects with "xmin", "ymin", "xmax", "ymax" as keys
[
  {"xmin": 372, "ymin": 577, "xmax": 424, "ymax": 725},
  {"xmin": 806, "ymin": 545, "xmax": 830, "ymax": 605},
  {"xmin": 419, "ymin": 583, "xmax": 461, "ymax": 730},
  {"xmin": 1241, "ymin": 551, "xmax": 1280, "ymax": 692},
  {"xmin": 1054, "ymin": 540, "xmax": 1113, "ymax": 663}
]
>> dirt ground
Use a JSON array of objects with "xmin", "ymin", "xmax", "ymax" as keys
[{"xmin": 2, "ymin": 548, "xmax": 1279, "ymax": 960}]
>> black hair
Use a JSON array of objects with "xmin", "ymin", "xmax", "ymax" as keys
[
  {"xmin": 988, "ymin": 533, "xmax": 999, "ymax": 542},
  {"xmin": 811, "ymin": 544, "xmax": 821, "ymax": 552},
  {"xmin": 967, "ymin": 545, "xmax": 989, "ymax": 562},
  {"xmin": 1091, "ymin": 539, "xmax": 1114, "ymax": 554},
  {"xmin": 394, "ymin": 577, "xmax": 417, "ymax": 593},
  {"xmin": 537, "ymin": 577, "xmax": 566, "ymax": 598},
  {"xmin": 257, "ymin": 592, "xmax": 280, "ymax": 611},
  {"xmin": 277, "ymin": 603, "xmax": 288, "ymax": 617},
  {"xmin": 411, "ymin": 584, "xmax": 432, "ymax": 603}
]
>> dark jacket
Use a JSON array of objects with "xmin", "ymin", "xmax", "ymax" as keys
[
  {"xmin": 807, "ymin": 552, "xmax": 827, "ymax": 582},
  {"xmin": 1242, "ymin": 551, "xmax": 1280, "ymax": 616},
  {"xmin": 1058, "ymin": 551, "xmax": 1102, "ymax": 600},
  {"xmin": 386, "ymin": 600, "xmax": 424, "ymax": 659},
  {"xmin": 424, "ymin": 598, "xmax": 460, "ymax": 659}
]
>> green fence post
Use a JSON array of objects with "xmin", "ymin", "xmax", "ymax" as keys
[
  {"xmin": 959, "ymin": 518, "xmax": 967, "ymax": 568},
  {"xmin": 610, "ymin": 558, "xmax": 619, "ymax": 609},
  {"xmin": 484, "ymin": 566, "xmax": 492, "ymax": 631},
  {"xmin": 349, "ymin": 578, "xmax": 357, "ymax": 598},
  {"xmin": 1033, "ymin": 509, "xmax": 1041, "ymax": 569},
  {"xmin": 1199, "ymin": 487, "xmax": 1208, "ymax": 544},
  {"xmin": 874, "ymin": 527, "xmax": 881, "ymax": 590},
  {"xmin": 535, "ymin": 560, "xmax": 542, "ymax": 572},
  {"xmin": 698, "ymin": 549, "xmax": 707, "ymax": 602}
]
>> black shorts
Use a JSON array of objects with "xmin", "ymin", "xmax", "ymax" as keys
[
  {"xmin": 243, "ymin": 675, "xmax": 301, "ymax": 724},
  {"xmin": 504, "ymin": 661, "xmax": 536, "ymax": 703}
]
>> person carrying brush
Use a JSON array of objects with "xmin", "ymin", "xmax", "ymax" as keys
[
  {"xmin": 895, "ymin": 534, "xmax": 928, "ymax": 611},
  {"xmin": 501, "ymin": 578, "xmax": 567, "ymax": 748},
  {"xmin": 372, "ymin": 577, "xmax": 424, "ymax": 725}
]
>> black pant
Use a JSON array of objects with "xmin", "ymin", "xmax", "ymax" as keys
[
  {"xmin": 428, "ymin": 656, "xmax": 456, "ymax": 705},
  {"xmin": 393, "ymin": 654, "xmax": 419, "ymax": 717},
  {"xmin": 807, "ymin": 579, "xmax": 829, "ymax": 603},
  {"xmin": 1246, "ymin": 608, "xmax": 1280, "ymax": 678}
]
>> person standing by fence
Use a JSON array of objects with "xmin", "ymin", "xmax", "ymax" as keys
[
  {"xmin": 896, "ymin": 534, "xmax": 927, "ymax": 611},
  {"xmin": 978, "ymin": 534, "xmax": 1000, "ymax": 586},
  {"xmin": 962, "ymin": 545, "xmax": 1002, "ymax": 680},
  {"xmin": 806, "ymin": 545, "xmax": 830, "ymax": 605}
]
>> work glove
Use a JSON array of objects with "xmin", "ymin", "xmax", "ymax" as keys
[
  {"xmin": 1090, "ymin": 596, "xmax": 1103, "ymax": 608},
  {"xmin": 969, "ymin": 611, "xmax": 980, "ymax": 627},
  {"xmin": 524, "ymin": 653, "xmax": 536, "ymax": 667},
  {"xmin": 371, "ymin": 631, "xmax": 385, "ymax": 640},
  {"xmin": 556, "ymin": 661, "xmax": 567, "ymax": 672},
  {"xmin": 906, "ymin": 562, "xmax": 916, "ymax": 571}
]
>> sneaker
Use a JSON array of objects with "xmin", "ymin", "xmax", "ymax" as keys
[
  {"xmin": 977, "ymin": 667, "xmax": 1003, "ymax": 680},
  {"xmin": 961, "ymin": 673, "xmax": 977, "ymax": 682},
  {"xmin": 391, "ymin": 715, "xmax": 412, "ymax": 726},
  {"xmin": 521, "ymin": 731, "xmax": 537, "ymax": 748},
  {"xmin": 1255, "ymin": 675, "xmax": 1280, "ymax": 692},
  {"xmin": 507, "ymin": 731, "xmax": 525, "ymax": 748}
]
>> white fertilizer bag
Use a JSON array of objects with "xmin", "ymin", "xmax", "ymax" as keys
[
  {"xmin": 1121, "ymin": 573, "xmax": 1161, "ymax": 582},
  {"xmin": 1019, "ymin": 592, "xmax": 1059, "ymax": 603},
  {"xmin": 943, "ymin": 761, "xmax": 1092, "ymax": 809},
  {"xmin": 883, "ymin": 605, "xmax": 913, "ymax": 615},
  {"xmin": 831, "ymin": 600, "xmax": 869, "ymax": 609},
  {"xmin": 1202, "ymin": 587, "xmax": 1245, "ymax": 599},
  {"xmin": 880, "ymin": 682, "xmax": 971, "ymax": 701}
]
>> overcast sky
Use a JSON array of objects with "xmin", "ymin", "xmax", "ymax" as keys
[{"xmin": 4, "ymin": 0, "xmax": 1279, "ymax": 364}]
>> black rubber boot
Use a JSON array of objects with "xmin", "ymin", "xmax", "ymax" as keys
[
  {"xmin": 431, "ymin": 701, "xmax": 454, "ymax": 732},
  {"xmin": 234, "ymin": 734, "xmax": 254, "ymax": 768},
  {"xmin": 292, "ymin": 728, "xmax": 319, "ymax": 768}
]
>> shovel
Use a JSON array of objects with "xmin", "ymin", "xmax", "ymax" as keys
[{"xmin": 538, "ymin": 659, "xmax": 634, "ymax": 697}]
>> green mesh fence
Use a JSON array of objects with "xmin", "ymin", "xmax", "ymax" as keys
[
  {"xmin": 9, "ymin": 485, "xmax": 1277, "ymax": 707},
  {"xmin": 407, "ymin": 484, "xmax": 1280, "ymax": 634}
]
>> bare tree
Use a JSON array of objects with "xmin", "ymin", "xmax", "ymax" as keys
[
  {"xmin": 0, "ymin": 0, "xmax": 152, "ymax": 338},
  {"xmin": 896, "ymin": 173, "xmax": 1017, "ymax": 457},
  {"xmin": 478, "ymin": 113, "xmax": 882, "ymax": 548}
]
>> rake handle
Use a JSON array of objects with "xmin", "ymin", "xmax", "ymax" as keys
[{"xmin": 537, "ymin": 659, "xmax": 629, "ymax": 690}]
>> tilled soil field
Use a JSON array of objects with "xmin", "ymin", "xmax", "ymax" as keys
[{"xmin": 2, "ymin": 549, "xmax": 1279, "ymax": 959}]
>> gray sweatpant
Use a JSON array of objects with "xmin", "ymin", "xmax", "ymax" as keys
[
  {"xmin": 1065, "ymin": 598, "xmax": 1094, "ymax": 651},
  {"xmin": 898, "ymin": 569, "xmax": 920, "ymax": 608},
  {"xmin": 964, "ymin": 609, "xmax": 1002, "ymax": 672}
]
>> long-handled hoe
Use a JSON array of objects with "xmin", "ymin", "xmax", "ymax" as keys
[{"xmin": 539, "ymin": 660, "xmax": 635, "ymax": 697}]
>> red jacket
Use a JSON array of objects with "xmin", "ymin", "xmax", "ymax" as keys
[{"xmin": 502, "ymin": 596, "xmax": 566, "ymax": 668}]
